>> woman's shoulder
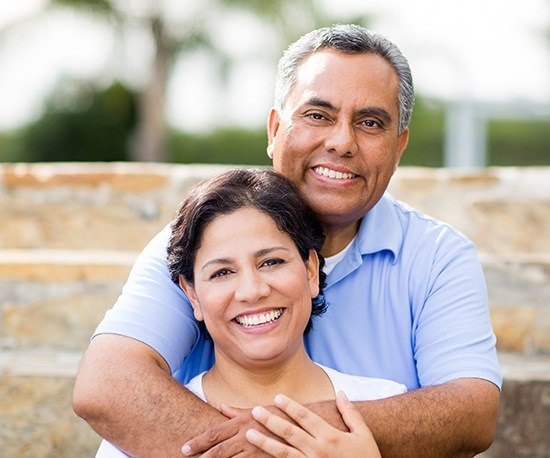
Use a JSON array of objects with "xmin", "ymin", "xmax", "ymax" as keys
[
  {"xmin": 185, "ymin": 371, "xmax": 207, "ymax": 401},
  {"xmin": 317, "ymin": 364, "xmax": 407, "ymax": 401}
]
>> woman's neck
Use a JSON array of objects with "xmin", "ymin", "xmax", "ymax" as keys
[{"xmin": 202, "ymin": 347, "xmax": 334, "ymax": 409}]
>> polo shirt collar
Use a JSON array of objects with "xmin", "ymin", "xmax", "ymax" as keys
[
  {"xmin": 325, "ymin": 193, "xmax": 402, "ymax": 288},
  {"xmin": 355, "ymin": 193, "xmax": 402, "ymax": 261}
]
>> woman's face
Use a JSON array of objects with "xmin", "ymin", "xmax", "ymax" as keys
[{"xmin": 180, "ymin": 207, "xmax": 319, "ymax": 370}]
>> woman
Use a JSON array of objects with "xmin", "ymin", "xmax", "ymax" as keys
[{"xmin": 97, "ymin": 169, "xmax": 405, "ymax": 457}]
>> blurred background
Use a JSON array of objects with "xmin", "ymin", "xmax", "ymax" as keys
[{"xmin": 0, "ymin": 0, "xmax": 549, "ymax": 167}]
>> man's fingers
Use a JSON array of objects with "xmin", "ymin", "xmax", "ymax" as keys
[
  {"xmin": 182, "ymin": 411, "xmax": 274, "ymax": 457},
  {"xmin": 198, "ymin": 440, "xmax": 244, "ymax": 458},
  {"xmin": 181, "ymin": 421, "xmax": 238, "ymax": 455}
]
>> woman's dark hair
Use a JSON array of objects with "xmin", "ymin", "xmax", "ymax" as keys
[{"xmin": 167, "ymin": 168, "xmax": 327, "ymax": 334}]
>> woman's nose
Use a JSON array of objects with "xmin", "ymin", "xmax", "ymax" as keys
[{"xmin": 233, "ymin": 270, "xmax": 270, "ymax": 303}]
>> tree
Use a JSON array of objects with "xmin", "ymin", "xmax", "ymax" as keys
[{"xmin": 40, "ymin": 0, "xmax": 333, "ymax": 162}]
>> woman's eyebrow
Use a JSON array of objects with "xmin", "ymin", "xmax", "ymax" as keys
[{"xmin": 254, "ymin": 247, "xmax": 290, "ymax": 257}]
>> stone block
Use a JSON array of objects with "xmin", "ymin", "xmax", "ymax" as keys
[
  {"xmin": 483, "ymin": 254, "xmax": 550, "ymax": 355},
  {"xmin": 0, "ymin": 162, "xmax": 231, "ymax": 251},
  {"xmin": 0, "ymin": 350, "xmax": 101, "ymax": 457},
  {"xmin": 483, "ymin": 353, "xmax": 550, "ymax": 457},
  {"xmin": 470, "ymin": 199, "xmax": 550, "ymax": 255},
  {"xmin": 490, "ymin": 306, "xmax": 538, "ymax": 353},
  {"xmin": 0, "ymin": 250, "xmax": 135, "ymax": 351}
]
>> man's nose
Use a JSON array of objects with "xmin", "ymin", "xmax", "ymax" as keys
[{"xmin": 324, "ymin": 121, "xmax": 358, "ymax": 157}]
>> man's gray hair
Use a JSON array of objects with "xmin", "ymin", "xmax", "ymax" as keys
[{"xmin": 274, "ymin": 24, "xmax": 414, "ymax": 134}]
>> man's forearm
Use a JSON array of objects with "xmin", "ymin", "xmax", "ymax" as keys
[
  {"xmin": 307, "ymin": 379, "xmax": 500, "ymax": 458},
  {"xmin": 73, "ymin": 334, "xmax": 225, "ymax": 457}
]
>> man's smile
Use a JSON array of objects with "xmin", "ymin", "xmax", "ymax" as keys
[{"xmin": 313, "ymin": 166, "xmax": 357, "ymax": 180}]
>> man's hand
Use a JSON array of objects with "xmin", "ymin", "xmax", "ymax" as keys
[
  {"xmin": 246, "ymin": 392, "xmax": 381, "ymax": 458},
  {"xmin": 181, "ymin": 405, "xmax": 284, "ymax": 457}
]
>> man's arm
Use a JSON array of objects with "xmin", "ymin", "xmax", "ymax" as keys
[
  {"xmin": 73, "ymin": 334, "xmax": 227, "ymax": 457},
  {"xmin": 316, "ymin": 378, "xmax": 499, "ymax": 458},
  {"xmin": 185, "ymin": 378, "xmax": 499, "ymax": 458}
]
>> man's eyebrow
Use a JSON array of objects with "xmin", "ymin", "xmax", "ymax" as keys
[
  {"xmin": 302, "ymin": 98, "xmax": 338, "ymax": 111},
  {"xmin": 357, "ymin": 107, "xmax": 393, "ymax": 125}
]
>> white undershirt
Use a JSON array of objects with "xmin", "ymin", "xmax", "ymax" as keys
[{"xmin": 322, "ymin": 236, "xmax": 356, "ymax": 275}]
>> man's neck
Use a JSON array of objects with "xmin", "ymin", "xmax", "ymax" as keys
[{"xmin": 321, "ymin": 220, "xmax": 360, "ymax": 257}]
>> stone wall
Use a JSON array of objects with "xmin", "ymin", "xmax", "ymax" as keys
[{"xmin": 0, "ymin": 163, "xmax": 549, "ymax": 456}]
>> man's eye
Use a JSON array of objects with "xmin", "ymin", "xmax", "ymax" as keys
[
  {"xmin": 362, "ymin": 119, "xmax": 380, "ymax": 128},
  {"xmin": 307, "ymin": 113, "xmax": 325, "ymax": 120}
]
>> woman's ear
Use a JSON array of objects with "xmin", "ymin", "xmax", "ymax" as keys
[
  {"xmin": 306, "ymin": 250, "xmax": 320, "ymax": 298},
  {"xmin": 179, "ymin": 276, "xmax": 203, "ymax": 321}
]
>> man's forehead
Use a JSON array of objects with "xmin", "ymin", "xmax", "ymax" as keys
[
  {"xmin": 287, "ymin": 50, "xmax": 399, "ymax": 110},
  {"xmin": 296, "ymin": 49, "xmax": 395, "ymax": 82}
]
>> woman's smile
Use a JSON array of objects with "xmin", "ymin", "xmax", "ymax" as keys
[{"xmin": 233, "ymin": 308, "xmax": 285, "ymax": 328}]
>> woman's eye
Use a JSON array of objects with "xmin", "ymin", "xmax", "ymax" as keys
[
  {"xmin": 210, "ymin": 268, "xmax": 233, "ymax": 279},
  {"xmin": 261, "ymin": 258, "xmax": 284, "ymax": 268}
]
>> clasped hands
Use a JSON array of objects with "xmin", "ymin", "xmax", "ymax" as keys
[{"xmin": 182, "ymin": 391, "xmax": 380, "ymax": 457}]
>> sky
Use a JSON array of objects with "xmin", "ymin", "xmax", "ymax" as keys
[{"xmin": 0, "ymin": 0, "xmax": 548, "ymax": 132}]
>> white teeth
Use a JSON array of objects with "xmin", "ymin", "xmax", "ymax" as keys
[
  {"xmin": 314, "ymin": 166, "xmax": 355, "ymax": 180},
  {"xmin": 235, "ymin": 309, "xmax": 284, "ymax": 327}
]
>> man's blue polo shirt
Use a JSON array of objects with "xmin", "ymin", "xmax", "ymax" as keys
[{"xmin": 94, "ymin": 193, "xmax": 502, "ymax": 390}]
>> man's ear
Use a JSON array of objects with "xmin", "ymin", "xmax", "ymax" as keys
[
  {"xmin": 266, "ymin": 107, "xmax": 281, "ymax": 159},
  {"xmin": 179, "ymin": 276, "xmax": 203, "ymax": 322},
  {"xmin": 394, "ymin": 127, "xmax": 410, "ymax": 171},
  {"xmin": 306, "ymin": 250, "xmax": 320, "ymax": 299}
]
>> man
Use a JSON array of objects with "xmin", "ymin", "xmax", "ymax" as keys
[{"xmin": 73, "ymin": 24, "xmax": 501, "ymax": 457}]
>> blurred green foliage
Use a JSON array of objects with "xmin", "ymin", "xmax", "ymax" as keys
[
  {"xmin": 168, "ymin": 128, "xmax": 269, "ymax": 165},
  {"xmin": 12, "ymin": 80, "xmax": 137, "ymax": 162},
  {"xmin": 488, "ymin": 120, "xmax": 550, "ymax": 166},
  {"xmin": 401, "ymin": 98, "xmax": 445, "ymax": 167}
]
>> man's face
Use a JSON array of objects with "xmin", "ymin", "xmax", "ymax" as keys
[{"xmin": 268, "ymin": 50, "xmax": 409, "ymax": 231}]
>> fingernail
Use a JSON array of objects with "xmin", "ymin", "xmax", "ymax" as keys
[
  {"xmin": 274, "ymin": 394, "xmax": 286, "ymax": 405},
  {"xmin": 246, "ymin": 429, "xmax": 260, "ymax": 441},
  {"xmin": 181, "ymin": 443, "xmax": 192, "ymax": 455},
  {"xmin": 337, "ymin": 390, "xmax": 349, "ymax": 401},
  {"xmin": 252, "ymin": 406, "xmax": 266, "ymax": 419}
]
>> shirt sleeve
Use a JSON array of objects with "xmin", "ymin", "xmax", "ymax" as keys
[
  {"xmin": 93, "ymin": 224, "xmax": 199, "ymax": 374},
  {"xmin": 411, "ymin": 226, "xmax": 502, "ymax": 389}
]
